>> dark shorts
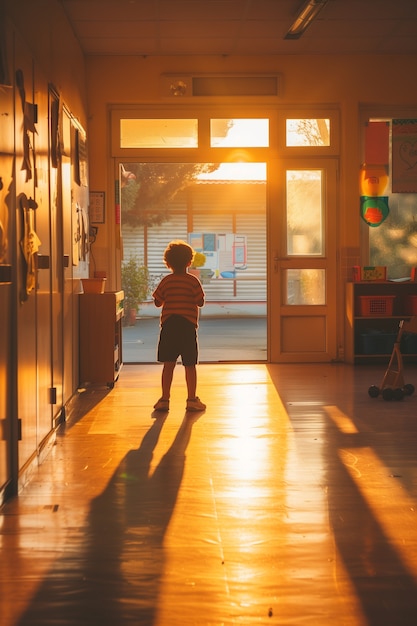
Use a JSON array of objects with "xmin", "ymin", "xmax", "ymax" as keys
[{"xmin": 157, "ymin": 315, "xmax": 198, "ymax": 366}]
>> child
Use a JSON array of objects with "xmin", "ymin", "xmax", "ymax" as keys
[{"xmin": 152, "ymin": 240, "xmax": 206, "ymax": 412}]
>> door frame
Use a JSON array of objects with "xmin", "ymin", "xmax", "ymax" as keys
[{"xmin": 110, "ymin": 105, "xmax": 341, "ymax": 364}]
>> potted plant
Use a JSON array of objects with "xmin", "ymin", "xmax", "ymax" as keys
[{"xmin": 121, "ymin": 255, "xmax": 149, "ymax": 325}]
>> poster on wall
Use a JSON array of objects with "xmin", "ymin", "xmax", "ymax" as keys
[
  {"xmin": 392, "ymin": 119, "xmax": 417, "ymax": 193},
  {"xmin": 74, "ymin": 128, "xmax": 88, "ymax": 187},
  {"xmin": 89, "ymin": 191, "xmax": 105, "ymax": 223},
  {"xmin": 189, "ymin": 233, "xmax": 247, "ymax": 281}
]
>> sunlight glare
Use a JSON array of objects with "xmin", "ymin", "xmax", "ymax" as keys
[
  {"xmin": 324, "ymin": 406, "xmax": 359, "ymax": 434},
  {"xmin": 198, "ymin": 161, "xmax": 266, "ymax": 181},
  {"xmin": 221, "ymin": 383, "xmax": 272, "ymax": 486}
]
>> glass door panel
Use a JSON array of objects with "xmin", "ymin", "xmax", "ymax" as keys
[
  {"xmin": 286, "ymin": 170, "xmax": 323, "ymax": 255},
  {"xmin": 284, "ymin": 268, "xmax": 326, "ymax": 305},
  {"xmin": 269, "ymin": 159, "xmax": 338, "ymax": 362}
]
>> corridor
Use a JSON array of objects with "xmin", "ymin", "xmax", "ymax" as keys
[{"xmin": 1, "ymin": 362, "xmax": 417, "ymax": 625}]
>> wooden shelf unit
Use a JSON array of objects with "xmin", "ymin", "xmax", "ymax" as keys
[
  {"xmin": 79, "ymin": 291, "xmax": 124, "ymax": 387},
  {"xmin": 345, "ymin": 281, "xmax": 417, "ymax": 364}
]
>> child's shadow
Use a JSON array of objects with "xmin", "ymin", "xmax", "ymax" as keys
[{"xmin": 17, "ymin": 413, "xmax": 200, "ymax": 626}]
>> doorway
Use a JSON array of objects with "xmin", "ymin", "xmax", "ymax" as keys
[
  {"xmin": 120, "ymin": 162, "xmax": 267, "ymax": 363},
  {"xmin": 111, "ymin": 108, "xmax": 340, "ymax": 364}
]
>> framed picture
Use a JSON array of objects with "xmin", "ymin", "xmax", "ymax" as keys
[{"xmin": 89, "ymin": 191, "xmax": 105, "ymax": 223}]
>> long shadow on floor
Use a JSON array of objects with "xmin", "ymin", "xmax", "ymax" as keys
[
  {"xmin": 267, "ymin": 363, "xmax": 417, "ymax": 626},
  {"xmin": 17, "ymin": 413, "xmax": 200, "ymax": 626}
]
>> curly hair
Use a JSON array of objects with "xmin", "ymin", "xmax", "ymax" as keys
[{"xmin": 163, "ymin": 240, "xmax": 194, "ymax": 271}]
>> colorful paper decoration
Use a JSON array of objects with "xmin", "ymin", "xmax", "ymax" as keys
[
  {"xmin": 360, "ymin": 196, "xmax": 390, "ymax": 227},
  {"xmin": 359, "ymin": 164, "xmax": 388, "ymax": 197},
  {"xmin": 365, "ymin": 121, "xmax": 389, "ymax": 165}
]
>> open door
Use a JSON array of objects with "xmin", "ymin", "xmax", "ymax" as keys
[{"xmin": 119, "ymin": 161, "xmax": 267, "ymax": 363}]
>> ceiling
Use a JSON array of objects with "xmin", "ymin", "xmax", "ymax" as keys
[{"xmin": 59, "ymin": 0, "xmax": 417, "ymax": 57}]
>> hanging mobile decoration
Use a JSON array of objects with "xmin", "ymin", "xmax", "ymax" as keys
[
  {"xmin": 359, "ymin": 164, "xmax": 388, "ymax": 197},
  {"xmin": 360, "ymin": 122, "xmax": 390, "ymax": 228},
  {"xmin": 360, "ymin": 196, "xmax": 390, "ymax": 227}
]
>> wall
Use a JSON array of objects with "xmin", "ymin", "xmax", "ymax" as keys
[
  {"xmin": 87, "ymin": 53, "xmax": 417, "ymax": 255},
  {"xmin": 85, "ymin": 52, "xmax": 417, "ymax": 341},
  {"xmin": 0, "ymin": 0, "xmax": 89, "ymax": 501}
]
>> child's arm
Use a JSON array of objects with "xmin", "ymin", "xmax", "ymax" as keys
[
  {"xmin": 152, "ymin": 284, "xmax": 164, "ymax": 308},
  {"xmin": 196, "ymin": 285, "xmax": 205, "ymax": 308}
]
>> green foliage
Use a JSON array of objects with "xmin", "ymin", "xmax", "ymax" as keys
[
  {"xmin": 370, "ymin": 194, "xmax": 417, "ymax": 279},
  {"xmin": 121, "ymin": 163, "xmax": 219, "ymax": 228},
  {"xmin": 121, "ymin": 255, "xmax": 149, "ymax": 312}
]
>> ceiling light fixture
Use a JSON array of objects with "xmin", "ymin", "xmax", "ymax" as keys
[{"xmin": 284, "ymin": 0, "xmax": 329, "ymax": 40}]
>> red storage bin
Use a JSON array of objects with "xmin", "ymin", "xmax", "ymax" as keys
[{"xmin": 358, "ymin": 295, "xmax": 395, "ymax": 316}]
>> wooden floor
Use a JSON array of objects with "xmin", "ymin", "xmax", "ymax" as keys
[{"xmin": 1, "ymin": 362, "xmax": 417, "ymax": 625}]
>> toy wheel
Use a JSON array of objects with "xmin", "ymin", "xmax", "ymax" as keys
[
  {"xmin": 368, "ymin": 385, "xmax": 380, "ymax": 398},
  {"xmin": 382, "ymin": 387, "xmax": 394, "ymax": 401},
  {"xmin": 393, "ymin": 387, "xmax": 404, "ymax": 401},
  {"xmin": 404, "ymin": 383, "xmax": 415, "ymax": 396}
]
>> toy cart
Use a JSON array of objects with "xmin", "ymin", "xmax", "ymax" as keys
[{"xmin": 368, "ymin": 316, "xmax": 417, "ymax": 400}]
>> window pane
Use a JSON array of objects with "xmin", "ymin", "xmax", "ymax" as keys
[
  {"xmin": 285, "ymin": 269, "xmax": 326, "ymax": 305},
  {"xmin": 120, "ymin": 119, "xmax": 198, "ymax": 148},
  {"xmin": 286, "ymin": 119, "xmax": 330, "ymax": 146},
  {"xmin": 286, "ymin": 170, "xmax": 323, "ymax": 255},
  {"xmin": 369, "ymin": 192, "xmax": 417, "ymax": 278},
  {"xmin": 211, "ymin": 119, "xmax": 269, "ymax": 147},
  {"xmin": 366, "ymin": 118, "xmax": 417, "ymax": 279}
]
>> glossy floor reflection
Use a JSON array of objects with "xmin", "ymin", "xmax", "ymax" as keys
[{"xmin": 1, "ymin": 362, "xmax": 417, "ymax": 625}]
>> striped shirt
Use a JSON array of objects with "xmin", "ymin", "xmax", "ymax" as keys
[{"xmin": 153, "ymin": 271, "xmax": 205, "ymax": 327}]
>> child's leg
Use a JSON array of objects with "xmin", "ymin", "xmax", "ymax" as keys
[
  {"xmin": 161, "ymin": 361, "xmax": 176, "ymax": 399},
  {"xmin": 184, "ymin": 364, "xmax": 197, "ymax": 399}
]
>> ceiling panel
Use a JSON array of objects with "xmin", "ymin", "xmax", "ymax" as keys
[{"xmin": 59, "ymin": 0, "xmax": 417, "ymax": 57}]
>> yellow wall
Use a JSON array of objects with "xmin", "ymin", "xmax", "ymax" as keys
[{"xmin": 4, "ymin": 0, "xmax": 87, "ymax": 127}]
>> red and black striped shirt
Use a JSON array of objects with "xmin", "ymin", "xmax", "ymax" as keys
[{"xmin": 153, "ymin": 271, "xmax": 205, "ymax": 327}]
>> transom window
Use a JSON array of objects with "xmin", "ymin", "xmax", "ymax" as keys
[
  {"xmin": 286, "ymin": 119, "xmax": 330, "ymax": 147},
  {"xmin": 112, "ymin": 108, "xmax": 338, "ymax": 156},
  {"xmin": 120, "ymin": 118, "xmax": 198, "ymax": 148}
]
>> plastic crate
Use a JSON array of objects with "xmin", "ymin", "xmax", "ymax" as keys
[
  {"xmin": 358, "ymin": 295, "xmax": 395, "ymax": 316},
  {"xmin": 401, "ymin": 332, "xmax": 417, "ymax": 354},
  {"xmin": 361, "ymin": 332, "xmax": 397, "ymax": 354}
]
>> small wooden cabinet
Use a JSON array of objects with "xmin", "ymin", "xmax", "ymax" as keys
[
  {"xmin": 345, "ymin": 281, "xmax": 417, "ymax": 364},
  {"xmin": 79, "ymin": 291, "xmax": 124, "ymax": 386}
]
